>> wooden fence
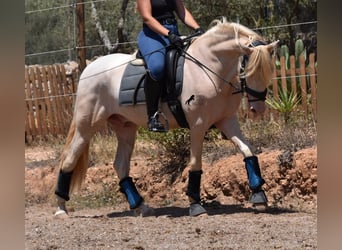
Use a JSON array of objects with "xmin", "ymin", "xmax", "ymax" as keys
[
  {"xmin": 25, "ymin": 64, "xmax": 79, "ymax": 140},
  {"xmin": 25, "ymin": 53, "xmax": 317, "ymax": 140}
]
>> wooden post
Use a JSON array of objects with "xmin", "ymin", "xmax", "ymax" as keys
[
  {"xmin": 76, "ymin": 0, "xmax": 86, "ymax": 72},
  {"xmin": 308, "ymin": 53, "xmax": 317, "ymax": 121},
  {"xmin": 299, "ymin": 55, "xmax": 308, "ymax": 115},
  {"xmin": 280, "ymin": 56, "xmax": 287, "ymax": 92}
]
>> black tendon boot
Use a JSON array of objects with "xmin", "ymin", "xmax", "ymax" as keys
[
  {"xmin": 144, "ymin": 71, "xmax": 167, "ymax": 132},
  {"xmin": 55, "ymin": 170, "xmax": 73, "ymax": 201},
  {"xmin": 186, "ymin": 170, "xmax": 207, "ymax": 216}
]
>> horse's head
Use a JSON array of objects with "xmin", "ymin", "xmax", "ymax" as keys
[
  {"xmin": 241, "ymin": 40, "xmax": 279, "ymax": 114},
  {"xmin": 188, "ymin": 20, "xmax": 279, "ymax": 115}
]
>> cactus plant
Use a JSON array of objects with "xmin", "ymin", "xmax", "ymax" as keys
[
  {"xmin": 276, "ymin": 39, "xmax": 307, "ymax": 69},
  {"xmin": 295, "ymin": 39, "xmax": 306, "ymax": 67},
  {"xmin": 279, "ymin": 44, "xmax": 290, "ymax": 69}
]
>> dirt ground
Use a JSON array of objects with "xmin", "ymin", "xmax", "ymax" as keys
[{"xmin": 25, "ymin": 146, "xmax": 317, "ymax": 249}]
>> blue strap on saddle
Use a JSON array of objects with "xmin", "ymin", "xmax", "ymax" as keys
[
  {"xmin": 244, "ymin": 156, "xmax": 265, "ymax": 191},
  {"xmin": 119, "ymin": 177, "xmax": 143, "ymax": 209}
]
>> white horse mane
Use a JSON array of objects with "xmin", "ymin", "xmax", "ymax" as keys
[{"xmin": 202, "ymin": 18, "xmax": 273, "ymax": 84}]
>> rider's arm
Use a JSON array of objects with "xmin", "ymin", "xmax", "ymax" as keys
[{"xmin": 174, "ymin": 0, "xmax": 200, "ymax": 31}]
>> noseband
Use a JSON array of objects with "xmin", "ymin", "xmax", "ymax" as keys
[
  {"xmin": 233, "ymin": 40, "xmax": 268, "ymax": 102},
  {"xmin": 237, "ymin": 79, "xmax": 268, "ymax": 102}
]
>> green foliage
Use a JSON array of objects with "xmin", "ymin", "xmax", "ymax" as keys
[
  {"xmin": 25, "ymin": 1, "xmax": 75, "ymax": 64},
  {"xmin": 25, "ymin": 0, "xmax": 140, "ymax": 65},
  {"xmin": 138, "ymin": 128, "xmax": 190, "ymax": 172},
  {"xmin": 266, "ymin": 89, "xmax": 301, "ymax": 124},
  {"xmin": 25, "ymin": 0, "xmax": 317, "ymax": 65}
]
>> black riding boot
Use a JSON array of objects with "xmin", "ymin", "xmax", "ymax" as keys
[{"xmin": 144, "ymin": 71, "xmax": 167, "ymax": 132}]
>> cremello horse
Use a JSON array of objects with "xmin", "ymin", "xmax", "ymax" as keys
[{"xmin": 54, "ymin": 19, "xmax": 278, "ymax": 217}]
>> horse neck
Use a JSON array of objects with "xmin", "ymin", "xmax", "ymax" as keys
[{"xmin": 189, "ymin": 35, "xmax": 243, "ymax": 88}]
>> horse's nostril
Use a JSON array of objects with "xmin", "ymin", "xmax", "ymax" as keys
[{"xmin": 250, "ymin": 107, "xmax": 256, "ymax": 113}]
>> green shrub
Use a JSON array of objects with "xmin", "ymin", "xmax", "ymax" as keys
[
  {"xmin": 266, "ymin": 89, "xmax": 301, "ymax": 124},
  {"xmin": 138, "ymin": 128, "xmax": 190, "ymax": 179}
]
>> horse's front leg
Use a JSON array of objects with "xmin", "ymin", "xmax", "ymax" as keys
[
  {"xmin": 215, "ymin": 116, "xmax": 268, "ymax": 208},
  {"xmin": 186, "ymin": 127, "xmax": 208, "ymax": 216}
]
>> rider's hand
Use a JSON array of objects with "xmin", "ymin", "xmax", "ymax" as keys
[
  {"xmin": 167, "ymin": 31, "xmax": 183, "ymax": 47},
  {"xmin": 194, "ymin": 27, "xmax": 205, "ymax": 35}
]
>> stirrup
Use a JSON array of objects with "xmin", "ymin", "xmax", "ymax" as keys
[{"xmin": 148, "ymin": 112, "xmax": 168, "ymax": 132}]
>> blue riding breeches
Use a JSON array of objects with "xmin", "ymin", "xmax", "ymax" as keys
[{"xmin": 137, "ymin": 23, "xmax": 179, "ymax": 81}]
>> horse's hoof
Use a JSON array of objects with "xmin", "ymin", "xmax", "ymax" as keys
[
  {"xmin": 134, "ymin": 203, "xmax": 155, "ymax": 217},
  {"xmin": 54, "ymin": 209, "xmax": 69, "ymax": 218},
  {"xmin": 189, "ymin": 203, "xmax": 207, "ymax": 217},
  {"xmin": 249, "ymin": 189, "xmax": 268, "ymax": 212},
  {"xmin": 249, "ymin": 189, "xmax": 268, "ymax": 204},
  {"xmin": 253, "ymin": 203, "xmax": 268, "ymax": 212}
]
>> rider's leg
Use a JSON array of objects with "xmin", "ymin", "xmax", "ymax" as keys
[
  {"xmin": 137, "ymin": 25, "xmax": 173, "ymax": 132},
  {"xmin": 143, "ymin": 71, "xmax": 167, "ymax": 132}
]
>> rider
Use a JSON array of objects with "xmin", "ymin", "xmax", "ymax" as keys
[{"xmin": 137, "ymin": 0, "xmax": 204, "ymax": 132}]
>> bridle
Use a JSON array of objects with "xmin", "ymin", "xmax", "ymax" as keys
[
  {"xmin": 179, "ymin": 38, "xmax": 268, "ymax": 103},
  {"xmin": 232, "ymin": 40, "xmax": 268, "ymax": 103}
]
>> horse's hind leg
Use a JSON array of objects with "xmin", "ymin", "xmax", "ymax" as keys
[
  {"xmin": 111, "ymin": 118, "xmax": 154, "ymax": 216},
  {"xmin": 215, "ymin": 116, "xmax": 268, "ymax": 209},
  {"xmin": 54, "ymin": 120, "xmax": 93, "ymax": 216}
]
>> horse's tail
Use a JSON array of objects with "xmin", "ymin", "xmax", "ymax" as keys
[{"xmin": 58, "ymin": 118, "xmax": 90, "ymax": 194}]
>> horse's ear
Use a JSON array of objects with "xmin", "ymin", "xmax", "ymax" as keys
[
  {"xmin": 241, "ymin": 45, "xmax": 253, "ymax": 55},
  {"xmin": 266, "ymin": 40, "xmax": 279, "ymax": 53}
]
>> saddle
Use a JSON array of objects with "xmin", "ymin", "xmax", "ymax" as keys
[{"xmin": 119, "ymin": 46, "xmax": 189, "ymax": 128}]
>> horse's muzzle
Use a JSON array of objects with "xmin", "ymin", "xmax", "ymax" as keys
[{"xmin": 249, "ymin": 102, "xmax": 266, "ymax": 115}]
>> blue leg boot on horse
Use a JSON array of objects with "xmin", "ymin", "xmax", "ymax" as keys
[
  {"xmin": 119, "ymin": 176, "xmax": 154, "ymax": 216},
  {"xmin": 119, "ymin": 177, "xmax": 143, "ymax": 209},
  {"xmin": 244, "ymin": 155, "xmax": 268, "ymax": 209}
]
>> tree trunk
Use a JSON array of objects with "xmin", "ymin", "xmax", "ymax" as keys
[
  {"xmin": 91, "ymin": 0, "xmax": 131, "ymax": 54},
  {"xmin": 90, "ymin": 0, "xmax": 116, "ymax": 54},
  {"xmin": 117, "ymin": 0, "xmax": 132, "ymax": 53},
  {"xmin": 76, "ymin": 0, "xmax": 86, "ymax": 72}
]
